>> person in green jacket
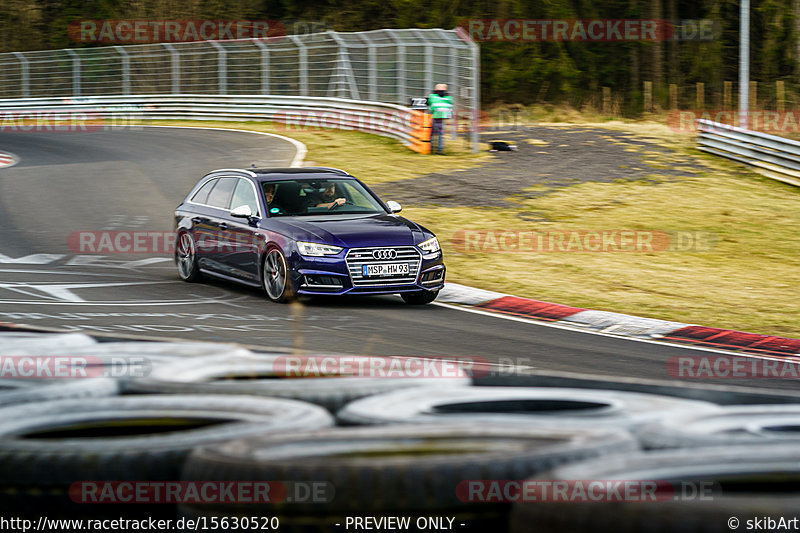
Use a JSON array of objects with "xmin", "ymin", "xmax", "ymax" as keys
[{"xmin": 428, "ymin": 83, "xmax": 453, "ymax": 154}]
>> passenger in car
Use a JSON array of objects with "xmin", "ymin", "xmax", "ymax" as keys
[{"xmin": 264, "ymin": 183, "xmax": 276, "ymax": 205}]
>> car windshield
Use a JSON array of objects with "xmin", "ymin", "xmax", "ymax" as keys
[{"xmin": 261, "ymin": 178, "xmax": 387, "ymax": 217}]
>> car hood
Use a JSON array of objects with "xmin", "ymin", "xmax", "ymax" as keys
[{"xmin": 267, "ymin": 213, "xmax": 426, "ymax": 248}]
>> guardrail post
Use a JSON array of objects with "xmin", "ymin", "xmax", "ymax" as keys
[
  {"xmin": 357, "ymin": 33, "xmax": 377, "ymax": 101},
  {"xmin": 113, "ymin": 46, "xmax": 130, "ymax": 96},
  {"xmin": 739, "ymin": 0, "xmax": 750, "ymax": 128},
  {"xmin": 327, "ymin": 31, "xmax": 360, "ymax": 100},
  {"xmin": 253, "ymin": 39, "xmax": 270, "ymax": 95},
  {"xmin": 416, "ymin": 30, "xmax": 432, "ymax": 99},
  {"xmin": 397, "ymin": 44, "xmax": 406, "ymax": 104},
  {"xmin": 470, "ymin": 37, "xmax": 480, "ymax": 153},
  {"xmin": 290, "ymin": 35, "xmax": 308, "ymax": 96},
  {"xmin": 449, "ymin": 40, "xmax": 458, "ymax": 140},
  {"xmin": 12, "ymin": 52, "xmax": 29, "ymax": 98},
  {"xmin": 163, "ymin": 43, "xmax": 180, "ymax": 94},
  {"xmin": 210, "ymin": 41, "xmax": 227, "ymax": 95},
  {"xmin": 388, "ymin": 32, "xmax": 406, "ymax": 104},
  {"xmin": 65, "ymin": 49, "xmax": 81, "ymax": 96}
]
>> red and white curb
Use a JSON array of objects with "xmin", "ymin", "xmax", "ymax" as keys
[
  {"xmin": 0, "ymin": 151, "xmax": 18, "ymax": 169},
  {"xmin": 438, "ymin": 282, "xmax": 800, "ymax": 358}
]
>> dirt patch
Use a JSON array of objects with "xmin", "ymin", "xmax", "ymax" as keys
[{"xmin": 375, "ymin": 126, "xmax": 711, "ymax": 208}]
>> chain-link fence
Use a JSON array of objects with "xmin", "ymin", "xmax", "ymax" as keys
[{"xmin": 0, "ymin": 28, "xmax": 479, "ymax": 150}]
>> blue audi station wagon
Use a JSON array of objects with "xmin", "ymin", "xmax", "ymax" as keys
[{"xmin": 174, "ymin": 167, "xmax": 445, "ymax": 304}]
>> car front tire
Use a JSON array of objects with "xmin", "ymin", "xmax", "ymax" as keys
[
  {"xmin": 263, "ymin": 248, "xmax": 294, "ymax": 303},
  {"xmin": 401, "ymin": 290, "xmax": 439, "ymax": 305}
]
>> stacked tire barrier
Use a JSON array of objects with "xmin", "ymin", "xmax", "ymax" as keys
[{"xmin": 0, "ymin": 327, "xmax": 798, "ymax": 531}]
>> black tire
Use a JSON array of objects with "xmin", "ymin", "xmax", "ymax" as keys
[
  {"xmin": 337, "ymin": 386, "xmax": 720, "ymax": 430},
  {"xmin": 0, "ymin": 394, "xmax": 332, "ymax": 518},
  {"xmin": 262, "ymin": 247, "xmax": 294, "ymax": 302},
  {"xmin": 175, "ymin": 231, "xmax": 202, "ymax": 282},
  {"xmin": 401, "ymin": 290, "xmax": 439, "ymax": 305},
  {"xmin": 637, "ymin": 405, "xmax": 800, "ymax": 449},
  {"xmin": 510, "ymin": 444, "xmax": 800, "ymax": 533},
  {"xmin": 0, "ymin": 394, "xmax": 333, "ymax": 484},
  {"xmin": 126, "ymin": 354, "xmax": 471, "ymax": 411},
  {"xmin": 181, "ymin": 424, "xmax": 637, "ymax": 530}
]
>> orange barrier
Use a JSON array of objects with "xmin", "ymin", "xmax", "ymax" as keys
[{"xmin": 408, "ymin": 110, "xmax": 432, "ymax": 154}]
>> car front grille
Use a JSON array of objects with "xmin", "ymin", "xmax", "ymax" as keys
[{"xmin": 346, "ymin": 246, "xmax": 421, "ymax": 286}]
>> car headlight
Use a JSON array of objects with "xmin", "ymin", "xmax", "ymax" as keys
[
  {"xmin": 418, "ymin": 236, "xmax": 440, "ymax": 254},
  {"xmin": 297, "ymin": 242, "xmax": 343, "ymax": 257}
]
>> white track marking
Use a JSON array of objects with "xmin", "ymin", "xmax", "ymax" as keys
[
  {"xmin": 139, "ymin": 125, "xmax": 307, "ymax": 167},
  {"xmin": 0, "ymin": 253, "xmax": 65, "ymax": 264}
]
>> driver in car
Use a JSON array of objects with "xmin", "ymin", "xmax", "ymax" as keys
[{"xmin": 315, "ymin": 183, "xmax": 346, "ymax": 209}]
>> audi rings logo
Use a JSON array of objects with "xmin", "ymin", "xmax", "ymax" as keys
[{"xmin": 372, "ymin": 249, "xmax": 398, "ymax": 260}]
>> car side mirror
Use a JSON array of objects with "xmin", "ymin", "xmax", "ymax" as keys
[
  {"xmin": 386, "ymin": 201, "xmax": 402, "ymax": 213},
  {"xmin": 230, "ymin": 205, "xmax": 253, "ymax": 218}
]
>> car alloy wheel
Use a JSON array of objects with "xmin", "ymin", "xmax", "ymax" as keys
[
  {"xmin": 176, "ymin": 232, "xmax": 202, "ymax": 282},
  {"xmin": 263, "ymin": 248, "xmax": 293, "ymax": 302}
]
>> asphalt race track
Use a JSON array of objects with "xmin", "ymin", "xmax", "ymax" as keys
[{"xmin": 0, "ymin": 127, "xmax": 796, "ymax": 391}]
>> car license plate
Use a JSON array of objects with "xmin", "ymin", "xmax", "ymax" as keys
[{"xmin": 363, "ymin": 263, "xmax": 409, "ymax": 277}]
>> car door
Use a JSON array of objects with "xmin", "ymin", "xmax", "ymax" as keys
[
  {"xmin": 222, "ymin": 177, "xmax": 262, "ymax": 283},
  {"xmin": 200, "ymin": 176, "xmax": 237, "ymax": 275},
  {"xmin": 186, "ymin": 178, "xmax": 220, "ymax": 271}
]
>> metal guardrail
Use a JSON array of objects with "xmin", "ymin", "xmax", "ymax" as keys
[
  {"xmin": 0, "ymin": 28, "xmax": 480, "ymax": 152},
  {"xmin": 0, "ymin": 94, "xmax": 419, "ymax": 146},
  {"xmin": 697, "ymin": 118, "xmax": 800, "ymax": 187}
]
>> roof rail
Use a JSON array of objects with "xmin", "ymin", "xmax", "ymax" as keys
[
  {"xmin": 205, "ymin": 168, "xmax": 258, "ymax": 177},
  {"xmin": 251, "ymin": 167, "xmax": 351, "ymax": 176},
  {"xmin": 303, "ymin": 166, "xmax": 351, "ymax": 176}
]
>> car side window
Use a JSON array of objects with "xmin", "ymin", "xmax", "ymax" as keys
[
  {"xmin": 191, "ymin": 179, "xmax": 217, "ymax": 204},
  {"xmin": 230, "ymin": 178, "xmax": 260, "ymax": 216},
  {"xmin": 206, "ymin": 177, "xmax": 237, "ymax": 209}
]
